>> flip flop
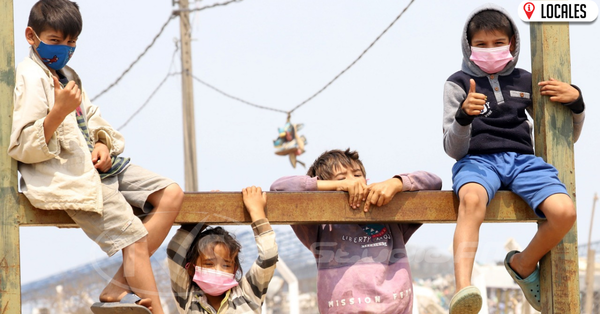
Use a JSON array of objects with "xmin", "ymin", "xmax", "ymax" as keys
[
  {"xmin": 90, "ymin": 293, "xmax": 152, "ymax": 314},
  {"xmin": 504, "ymin": 250, "xmax": 542, "ymax": 311},
  {"xmin": 449, "ymin": 286, "xmax": 482, "ymax": 314}
]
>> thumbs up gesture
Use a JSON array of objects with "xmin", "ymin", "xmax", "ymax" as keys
[
  {"xmin": 461, "ymin": 79, "xmax": 487, "ymax": 116},
  {"xmin": 52, "ymin": 75, "xmax": 82, "ymax": 118}
]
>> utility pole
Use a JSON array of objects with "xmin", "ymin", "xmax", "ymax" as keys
[
  {"xmin": 0, "ymin": 0, "xmax": 21, "ymax": 311},
  {"xmin": 585, "ymin": 193, "xmax": 598, "ymax": 314},
  {"xmin": 178, "ymin": 0, "xmax": 198, "ymax": 191}
]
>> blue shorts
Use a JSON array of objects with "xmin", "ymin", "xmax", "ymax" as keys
[{"xmin": 452, "ymin": 152, "xmax": 568, "ymax": 218}]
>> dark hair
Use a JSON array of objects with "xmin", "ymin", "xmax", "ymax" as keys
[
  {"xmin": 186, "ymin": 226, "xmax": 243, "ymax": 281},
  {"xmin": 28, "ymin": 0, "xmax": 82, "ymax": 39},
  {"xmin": 467, "ymin": 10, "xmax": 513, "ymax": 45},
  {"xmin": 307, "ymin": 148, "xmax": 366, "ymax": 180}
]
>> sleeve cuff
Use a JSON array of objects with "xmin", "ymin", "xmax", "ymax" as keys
[
  {"xmin": 36, "ymin": 117, "xmax": 60, "ymax": 157},
  {"xmin": 94, "ymin": 129, "xmax": 114, "ymax": 153},
  {"xmin": 306, "ymin": 176, "xmax": 319, "ymax": 191},
  {"xmin": 251, "ymin": 218, "xmax": 273, "ymax": 236},
  {"xmin": 563, "ymin": 85, "xmax": 585, "ymax": 114},
  {"xmin": 394, "ymin": 175, "xmax": 410, "ymax": 191},
  {"xmin": 455, "ymin": 107, "xmax": 475, "ymax": 126}
]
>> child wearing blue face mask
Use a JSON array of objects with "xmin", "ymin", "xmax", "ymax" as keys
[
  {"xmin": 442, "ymin": 4, "xmax": 586, "ymax": 314},
  {"xmin": 167, "ymin": 186, "xmax": 278, "ymax": 313},
  {"xmin": 8, "ymin": 1, "xmax": 184, "ymax": 313}
]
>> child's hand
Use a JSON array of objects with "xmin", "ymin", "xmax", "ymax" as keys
[
  {"xmin": 337, "ymin": 180, "xmax": 368, "ymax": 209},
  {"xmin": 538, "ymin": 78, "xmax": 579, "ymax": 103},
  {"xmin": 91, "ymin": 142, "xmax": 112, "ymax": 172},
  {"xmin": 364, "ymin": 177, "xmax": 403, "ymax": 212},
  {"xmin": 461, "ymin": 79, "xmax": 487, "ymax": 116},
  {"xmin": 52, "ymin": 76, "xmax": 81, "ymax": 118},
  {"xmin": 242, "ymin": 186, "xmax": 267, "ymax": 221}
]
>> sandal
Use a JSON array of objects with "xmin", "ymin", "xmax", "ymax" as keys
[
  {"xmin": 449, "ymin": 286, "xmax": 482, "ymax": 314},
  {"xmin": 504, "ymin": 250, "xmax": 541, "ymax": 311},
  {"xmin": 91, "ymin": 293, "xmax": 152, "ymax": 314}
]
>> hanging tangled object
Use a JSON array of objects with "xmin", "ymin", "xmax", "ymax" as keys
[{"xmin": 273, "ymin": 118, "xmax": 307, "ymax": 168}]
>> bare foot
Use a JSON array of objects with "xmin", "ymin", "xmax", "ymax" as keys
[
  {"xmin": 137, "ymin": 297, "xmax": 153, "ymax": 311},
  {"xmin": 99, "ymin": 284, "xmax": 129, "ymax": 302},
  {"xmin": 98, "ymin": 290, "xmax": 153, "ymax": 311}
]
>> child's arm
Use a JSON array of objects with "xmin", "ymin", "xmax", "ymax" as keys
[
  {"xmin": 59, "ymin": 66, "xmax": 127, "ymax": 159},
  {"xmin": 270, "ymin": 175, "xmax": 367, "ymax": 209},
  {"xmin": 539, "ymin": 78, "xmax": 580, "ymax": 104},
  {"xmin": 241, "ymin": 186, "xmax": 278, "ymax": 306},
  {"xmin": 242, "ymin": 186, "xmax": 267, "ymax": 222},
  {"xmin": 443, "ymin": 79, "xmax": 481, "ymax": 160},
  {"xmin": 538, "ymin": 78, "xmax": 585, "ymax": 142},
  {"xmin": 460, "ymin": 79, "xmax": 487, "ymax": 117},
  {"xmin": 81, "ymin": 90, "xmax": 127, "ymax": 157},
  {"xmin": 363, "ymin": 178, "xmax": 403, "ymax": 212},
  {"xmin": 364, "ymin": 171, "xmax": 443, "ymax": 212},
  {"xmin": 270, "ymin": 175, "xmax": 318, "ymax": 192},
  {"xmin": 270, "ymin": 177, "xmax": 322, "ymax": 250},
  {"xmin": 44, "ymin": 76, "xmax": 82, "ymax": 143},
  {"xmin": 8, "ymin": 73, "xmax": 81, "ymax": 163},
  {"xmin": 166, "ymin": 223, "xmax": 206, "ymax": 309},
  {"xmin": 395, "ymin": 171, "xmax": 443, "ymax": 191}
]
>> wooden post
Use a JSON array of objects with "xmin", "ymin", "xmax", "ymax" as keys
[
  {"xmin": 178, "ymin": 0, "xmax": 198, "ymax": 191},
  {"xmin": 0, "ymin": 0, "xmax": 21, "ymax": 311},
  {"xmin": 584, "ymin": 250, "xmax": 595, "ymax": 314},
  {"xmin": 530, "ymin": 22, "xmax": 580, "ymax": 313},
  {"xmin": 585, "ymin": 193, "xmax": 598, "ymax": 314}
]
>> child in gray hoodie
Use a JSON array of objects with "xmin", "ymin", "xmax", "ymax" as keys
[{"xmin": 442, "ymin": 4, "xmax": 585, "ymax": 313}]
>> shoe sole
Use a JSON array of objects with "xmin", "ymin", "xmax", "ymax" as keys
[{"xmin": 449, "ymin": 286, "xmax": 482, "ymax": 314}]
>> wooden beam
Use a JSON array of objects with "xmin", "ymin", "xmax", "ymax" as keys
[
  {"xmin": 530, "ymin": 21, "xmax": 580, "ymax": 313},
  {"xmin": 0, "ymin": 0, "xmax": 20, "ymax": 311},
  {"xmin": 18, "ymin": 190, "xmax": 540, "ymax": 226}
]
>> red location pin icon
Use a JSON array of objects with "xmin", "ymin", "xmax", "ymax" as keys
[{"xmin": 523, "ymin": 2, "xmax": 535, "ymax": 19}]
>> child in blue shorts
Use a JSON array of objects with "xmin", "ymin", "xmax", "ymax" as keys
[{"xmin": 442, "ymin": 4, "xmax": 585, "ymax": 313}]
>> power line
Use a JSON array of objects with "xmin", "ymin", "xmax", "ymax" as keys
[
  {"xmin": 91, "ymin": 14, "xmax": 177, "ymax": 102},
  {"xmin": 113, "ymin": 0, "xmax": 418, "ymax": 126},
  {"xmin": 117, "ymin": 72, "xmax": 180, "ymax": 131},
  {"xmin": 174, "ymin": 0, "xmax": 245, "ymax": 14},
  {"xmin": 118, "ymin": 47, "xmax": 181, "ymax": 130},
  {"xmin": 92, "ymin": 0, "xmax": 246, "ymax": 103},
  {"xmin": 288, "ymin": 0, "xmax": 416, "ymax": 114},
  {"xmin": 192, "ymin": 75, "xmax": 288, "ymax": 114},
  {"xmin": 187, "ymin": 0, "xmax": 417, "ymax": 116}
]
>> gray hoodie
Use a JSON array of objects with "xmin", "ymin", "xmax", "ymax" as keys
[{"xmin": 442, "ymin": 3, "xmax": 585, "ymax": 160}]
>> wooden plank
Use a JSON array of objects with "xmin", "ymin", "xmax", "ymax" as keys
[
  {"xmin": 530, "ymin": 21, "xmax": 580, "ymax": 313},
  {"xmin": 18, "ymin": 190, "xmax": 540, "ymax": 226},
  {"xmin": 0, "ymin": 0, "xmax": 21, "ymax": 311}
]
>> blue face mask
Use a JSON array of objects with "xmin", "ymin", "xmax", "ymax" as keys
[{"xmin": 34, "ymin": 32, "xmax": 76, "ymax": 70}]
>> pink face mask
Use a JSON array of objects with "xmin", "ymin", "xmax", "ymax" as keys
[
  {"xmin": 469, "ymin": 44, "xmax": 514, "ymax": 74},
  {"xmin": 193, "ymin": 266, "xmax": 239, "ymax": 296}
]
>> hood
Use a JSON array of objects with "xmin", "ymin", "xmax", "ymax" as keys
[{"xmin": 461, "ymin": 3, "xmax": 521, "ymax": 77}]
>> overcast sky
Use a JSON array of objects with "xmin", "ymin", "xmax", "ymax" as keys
[{"xmin": 11, "ymin": 0, "xmax": 600, "ymax": 285}]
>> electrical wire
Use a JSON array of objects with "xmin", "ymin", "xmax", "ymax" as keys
[
  {"xmin": 117, "ymin": 46, "xmax": 181, "ymax": 130},
  {"xmin": 92, "ymin": 0, "xmax": 245, "ymax": 103},
  {"xmin": 111, "ymin": 0, "xmax": 418, "ymax": 127},
  {"xmin": 91, "ymin": 14, "xmax": 177, "ymax": 102},
  {"xmin": 192, "ymin": 75, "xmax": 288, "ymax": 114},
  {"xmin": 186, "ymin": 0, "xmax": 417, "ymax": 116},
  {"xmin": 117, "ymin": 72, "xmax": 180, "ymax": 131},
  {"xmin": 174, "ymin": 0, "xmax": 244, "ymax": 14},
  {"xmin": 288, "ymin": 0, "xmax": 416, "ymax": 114}
]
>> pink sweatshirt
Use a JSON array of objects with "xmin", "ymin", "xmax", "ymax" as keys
[{"xmin": 270, "ymin": 171, "xmax": 442, "ymax": 314}]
